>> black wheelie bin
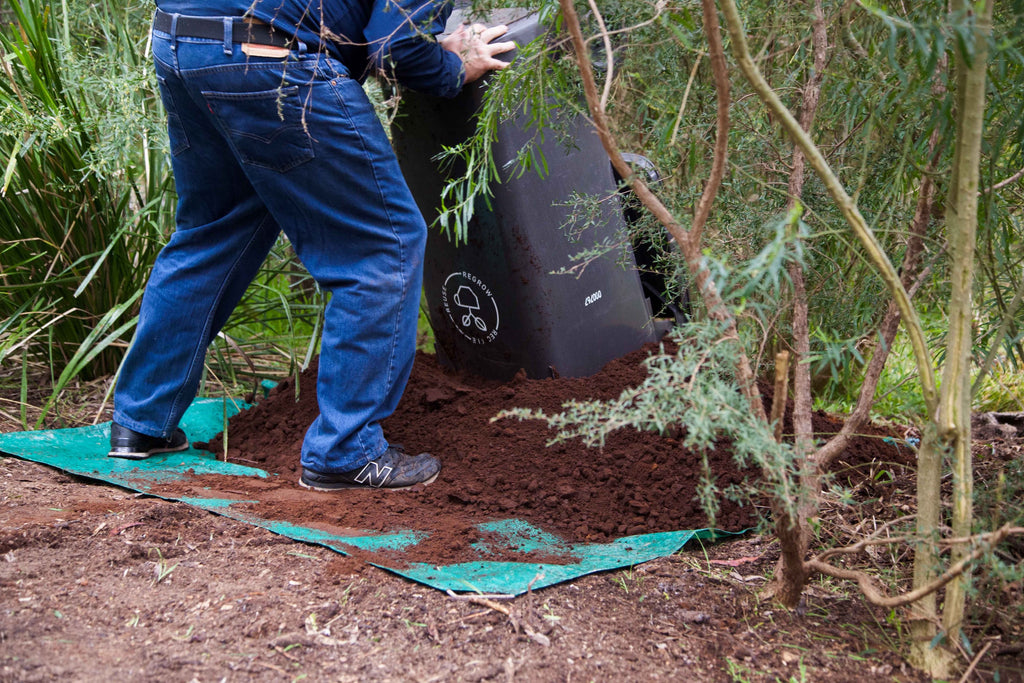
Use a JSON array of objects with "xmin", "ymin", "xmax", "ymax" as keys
[{"xmin": 393, "ymin": 9, "xmax": 664, "ymax": 380}]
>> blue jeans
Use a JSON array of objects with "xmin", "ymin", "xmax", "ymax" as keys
[{"xmin": 113, "ymin": 24, "xmax": 427, "ymax": 473}]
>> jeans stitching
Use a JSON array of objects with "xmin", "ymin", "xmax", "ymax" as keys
[
  {"xmin": 155, "ymin": 74, "xmax": 190, "ymax": 156},
  {"xmin": 201, "ymin": 84, "xmax": 315, "ymax": 172}
]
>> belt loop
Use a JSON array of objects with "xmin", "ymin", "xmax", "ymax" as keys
[
  {"xmin": 169, "ymin": 13, "xmax": 179, "ymax": 51},
  {"xmin": 222, "ymin": 17, "xmax": 233, "ymax": 56},
  {"xmin": 297, "ymin": 39, "xmax": 308, "ymax": 57}
]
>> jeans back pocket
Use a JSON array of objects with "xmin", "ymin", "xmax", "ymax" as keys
[{"xmin": 202, "ymin": 85, "xmax": 315, "ymax": 173}]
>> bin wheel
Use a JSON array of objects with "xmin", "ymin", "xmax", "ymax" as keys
[{"xmin": 614, "ymin": 154, "xmax": 691, "ymax": 326}]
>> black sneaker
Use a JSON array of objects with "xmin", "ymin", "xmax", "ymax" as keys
[
  {"xmin": 299, "ymin": 447, "xmax": 441, "ymax": 491},
  {"xmin": 108, "ymin": 422, "xmax": 189, "ymax": 460}
]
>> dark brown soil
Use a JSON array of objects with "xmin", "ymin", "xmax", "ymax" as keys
[{"xmin": 190, "ymin": 343, "xmax": 906, "ymax": 568}]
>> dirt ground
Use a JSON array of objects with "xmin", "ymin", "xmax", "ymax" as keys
[{"xmin": 1, "ymin": 344, "xmax": 1021, "ymax": 682}]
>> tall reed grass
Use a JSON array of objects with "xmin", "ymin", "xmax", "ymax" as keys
[
  {"xmin": 1, "ymin": 0, "xmax": 172, "ymax": 381},
  {"xmin": 1, "ymin": 0, "xmax": 324, "ymax": 425}
]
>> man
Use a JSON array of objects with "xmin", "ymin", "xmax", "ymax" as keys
[{"xmin": 108, "ymin": 0, "xmax": 514, "ymax": 491}]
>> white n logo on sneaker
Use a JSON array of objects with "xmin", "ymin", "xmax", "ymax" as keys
[{"xmin": 354, "ymin": 461, "xmax": 394, "ymax": 487}]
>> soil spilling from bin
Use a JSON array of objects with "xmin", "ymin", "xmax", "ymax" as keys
[{"xmin": 190, "ymin": 343, "xmax": 905, "ymax": 567}]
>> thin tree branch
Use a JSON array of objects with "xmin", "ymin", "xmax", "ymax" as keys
[
  {"xmin": 670, "ymin": 53, "xmax": 704, "ymax": 146},
  {"xmin": 770, "ymin": 351, "xmax": 790, "ymax": 442},
  {"xmin": 806, "ymin": 525, "xmax": 1021, "ymax": 609},
  {"xmin": 585, "ymin": 0, "xmax": 615, "ymax": 110},
  {"xmin": 984, "ymin": 165, "xmax": 1024, "ymax": 193},
  {"xmin": 691, "ymin": 0, "xmax": 730, "ymax": 247},
  {"xmin": 940, "ymin": 0, "xmax": 992, "ymax": 640},
  {"xmin": 815, "ymin": 514, "xmax": 915, "ymax": 563},
  {"xmin": 957, "ymin": 641, "xmax": 992, "ymax": 683},
  {"xmin": 557, "ymin": 0, "xmax": 767, "ymax": 422}
]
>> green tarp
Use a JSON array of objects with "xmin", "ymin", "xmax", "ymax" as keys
[{"xmin": 0, "ymin": 398, "xmax": 734, "ymax": 595}]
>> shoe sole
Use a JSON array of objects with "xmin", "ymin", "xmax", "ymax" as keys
[
  {"xmin": 298, "ymin": 471, "xmax": 439, "ymax": 492},
  {"xmin": 108, "ymin": 440, "xmax": 190, "ymax": 460}
]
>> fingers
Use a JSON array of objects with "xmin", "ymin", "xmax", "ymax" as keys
[
  {"xmin": 471, "ymin": 24, "xmax": 516, "ymax": 66},
  {"xmin": 474, "ymin": 23, "xmax": 509, "ymax": 43},
  {"xmin": 464, "ymin": 23, "xmax": 515, "ymax": 51},
  {"xmin": 441, "ymin": 21, "xmax": 518, "ymax": 83},
  {"xmin": 486, "ymin": 40, "xmax": 517, "ymax": 58},
  {"xmin": 477, "ymin": 55, "xmax": 510, "ymax": 74}
]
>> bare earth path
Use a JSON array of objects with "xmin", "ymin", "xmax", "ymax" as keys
[{"xmin": 1, "ymin": 457, "xmax": 929, "ymax": 682}]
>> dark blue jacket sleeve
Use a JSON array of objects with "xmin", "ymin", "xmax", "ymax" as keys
[{"xmin": 363, "ymin": 0, "xmax": 465, "ymax": 98}]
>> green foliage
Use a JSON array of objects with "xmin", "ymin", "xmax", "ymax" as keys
[
  {"xmin": 595, "ymin": 0, "xmax": 1023, "ymax": 411},
  {"xmin": 973, "ymin": 362, "xmax": 1024, "ymax": 412},
  {"xmin": 0, "ymin": 0, "xmax": 173, "ymax": 380},
  {"xmin": 815, "ymin": 309, "xmax": 1023, "ymax": 419}
]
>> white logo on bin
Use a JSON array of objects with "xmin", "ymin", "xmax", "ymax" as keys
[{"xmin": 441, "ymin": 271, "xmax": 500, "ymax": 344}]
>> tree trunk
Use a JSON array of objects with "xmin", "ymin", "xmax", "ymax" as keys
[
  {"xmin": 940, "ymin": 0, "xmax": 991, "ymax": 646},
  {"xmin": 909, "ymin": 0, "xmax": 991, "ymax": 674},
  {"xmin": 768, "ymin": 0, "xmax": 827, "ymax": 604}
]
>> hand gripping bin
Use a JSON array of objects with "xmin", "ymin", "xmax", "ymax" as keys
[{"xmin": 392, "ymin": 10, "xmax": 661, "ymax": 380}]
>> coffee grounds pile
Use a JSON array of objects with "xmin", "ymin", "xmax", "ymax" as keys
[{"xmin": 186, "ymin": 344, "xmax": 903, "ymax": 566}]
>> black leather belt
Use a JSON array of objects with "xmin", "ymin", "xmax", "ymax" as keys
[{"xmin": 153, "ymin": 9, "xmax": 294, "ymax": 48}]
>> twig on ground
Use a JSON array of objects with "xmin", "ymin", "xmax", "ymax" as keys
[
  {"xmin": 445, "ymin": 589, "xmax": 515, "ymax": 601},
  {"xmin": 273, "ymin": 645, "xmax": 299, "ymax": 662},
  {"xmin": 446, "ymin": 589, "xmax": 519, "ymax": 633},
  {"xmin": 442, "ymin": 609, "xmax": 491, "ymax": 626},
  {"xmin": 993, "ymin": 643, "xmax": 1023, "ymax": 657},
  {"xmin": 956, "ymin": 640, "xmax": 991, "ymax": 683},
  {"xmin": 256, "ymin": 661, "xmax": 289, "ymax": 675},
  {"xmin": 0, "ymin": 405, "xmax": 22, "ymax": 426},
  {"xmin": 463, "ymin": 596, "xmax": 511, "ymax": 616},
  {"xmin": 815, "ymin": 514, "xmax": 914, "ymax": 563}
]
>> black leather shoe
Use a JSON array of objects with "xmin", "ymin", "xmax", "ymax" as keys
[
  {"xmin": 299, "ymin": 447, "xmax": 441, "ymax": 491},
  {"xmin": 108, "ymin": 422, "xmax": 189, "ymax": 460}
]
